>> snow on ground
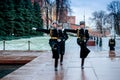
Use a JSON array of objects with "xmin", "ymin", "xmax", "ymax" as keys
[
  {"xmin": 0, "ymin": 36, "xmax": 120, "ymax": 51},
  {"xmin": 0, "ymin": 36, "xmax": 51, "ymax": 50}
]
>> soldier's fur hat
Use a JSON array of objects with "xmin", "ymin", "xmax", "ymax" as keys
[
  {"xmin": 80, "ymin": 21, "xmax": 85, "ymax": 25},
  {"xmin": 52, "ymin": 21, "xmax": 58, "ymax": 24}
]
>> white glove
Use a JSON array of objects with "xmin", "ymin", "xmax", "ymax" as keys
[
  {"xmin": 84, "ymin": 40, "xmax": 86, "ymax": 42},
  {"xmin": 57, "ymin": 39, "xmax": 61, "ymax": 42}
]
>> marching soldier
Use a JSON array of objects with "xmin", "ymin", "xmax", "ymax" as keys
[
  {"xmin": 65, "ymin": 21, "xmax": 90, "ymax": 69},
  {"xmin": 57, "ymin": 24, "xmax": 68, "ymax": 65},
  {"xmin": 33, "ymin": 21, "xmax": 59, "ymax": 71},
  {"xmin": 77, "ymin": 22, "xmax": 90, "ymax": 69},
  {"xmin": 33, "ymin": 21, "xmax": 68, "ymax": 71}
]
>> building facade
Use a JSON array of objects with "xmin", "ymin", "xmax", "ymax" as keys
[{"xmin": 67, "ymin": 16, "xmax": 80, "ymax": 29}]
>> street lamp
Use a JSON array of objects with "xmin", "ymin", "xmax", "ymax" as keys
[
  {"xmin": 56, "ymin": 0, "xmax": 60, "ymax": 22},
  {"xmin": 46, "ymin": 7, "xmax": 49, "ymax": 29},
  {"xmin": 111, "ymin": 13, "xmax": 116, "ymax": 39}
]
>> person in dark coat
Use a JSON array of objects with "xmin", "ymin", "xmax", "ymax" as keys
[
  {"xmin": 65, "ymin": 21, "xmax": 90, "ymax": 69},
  {"xmin": 57, "ymin": 24, "xmax": 68, "ymax": 65},
  {"xmin": 76, "ymin": 21, "xmax": 90, "ymax": 69},
  {"xmin": 109, "ymin": 37, "xmax": 115, "ymax": 51},
  {"xmin": 33, "ymin": 21, "xmax": 68, "ymax": 71},
  {"xmin": 33, "ymin": 21, "xmax": 60, "ymax": 71}
]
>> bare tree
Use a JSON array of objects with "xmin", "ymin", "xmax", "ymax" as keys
[
  {"xmin": 107, "ymin": 1, "xmax": 120, "ymax": 35},
  {"xmin": 91, "ymin": 11, "xmax": 106, "ymax": 34},
  {"xmin": 56, "ymin": 0, "xmax": 71, "ymax": 23}
]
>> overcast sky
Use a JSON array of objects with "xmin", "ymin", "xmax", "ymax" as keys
[{"xmin": 70, "ymin": 0, "xmax": 114, "ymax": 25}]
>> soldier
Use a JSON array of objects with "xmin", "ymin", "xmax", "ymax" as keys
[
  {"xmin": 65, "ymin": 21, "xmax": 90, "ymax": 69},
  {"xmin": 77, "ymin": 21, "xmax": 90, "ymax": 69},
  {"xmin": 33, "ymin": 21, "xmax": 59, "ymax": 71},
  {"xmin": 33, "ymin": 21, "xmax": 68, "ymax": 71},
  {"xmin": 57, "ymin": 24, "xmax": 68, "ymax": 65}
]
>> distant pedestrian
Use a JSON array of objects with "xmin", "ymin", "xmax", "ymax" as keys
[
  {"xmin": 99, "ymin": 37, "xmax": 102, "ymax": 47},
  {"xmin": 96, "ymin": 37, "xmax": 99, "ymax": 45},
  {"xmin": 109, "ymin": 37, "xmax": 115, "ymax": 51}
]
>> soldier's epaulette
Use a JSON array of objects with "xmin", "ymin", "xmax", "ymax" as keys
[
  {"xmin": 50, "ymin": 28, "xmax": 54, "ymax": 30},
  {"xmin": 77, "ymin": 29, "xmax": 80, "ymax": 37},
  {"xmin": 50, "ymin": 29, "xmax": 53, "ymax": 37}
]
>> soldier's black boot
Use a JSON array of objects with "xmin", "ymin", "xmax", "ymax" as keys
[
  {"xmin": 55, "ymin": 67, "xmax": 58, "ymax": 71},
  {"xmin": 55, "ymin": 59, "xmax": 58, "ymax": 71},
  {"xmin": 60, "ymin": 54, "xmax": 63, "ymax": 65},
  {"xmin": 81, "ymin": 58, "xmax": 85, "ymax": 69}
]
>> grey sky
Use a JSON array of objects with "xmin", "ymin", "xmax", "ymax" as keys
[{"xmin": 70, "ymin": 0, "xmax": 114, "ymax": 25}]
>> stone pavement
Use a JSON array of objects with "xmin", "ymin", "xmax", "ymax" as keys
[
  {"xmin": 1, "ymin": 37, "xmax": 120, "ymax": 80},
  {"xmin": 0, "ymin": 51, "xmax": 45, "ymax": 64}
]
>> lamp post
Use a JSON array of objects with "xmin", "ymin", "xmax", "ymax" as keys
[
  {"xmin": 45, "ymin": 0, "xmax": 49, "ymax": 29},
  {"xmin": 46, "ymin": 7, "xmax": 49, "ymax": 29},
  {"xmin": 112, "ymin": 13, "xmax": 116, "ymax": 39},
  {"xmin": 56, "ymin": 0, "xmax": 60, "ymax": 22}
]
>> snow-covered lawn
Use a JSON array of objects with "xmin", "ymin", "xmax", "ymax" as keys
[
  {"xmin": 0, "ymin": 36, "xmax": 120, "ymax": 51},
  {"xmin": 0, "ymin": 36, "xmax": 51, "ymax": 50}
]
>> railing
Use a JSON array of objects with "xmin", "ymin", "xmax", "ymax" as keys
[{"xmin": 0, "ymin": 37, "xmax": 51, "ymax": 51}]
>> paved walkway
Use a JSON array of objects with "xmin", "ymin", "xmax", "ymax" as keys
[
  {"xmin": 1, "ymin": 37, "xmax": 120, "ymax": 80},
  {"xmin": 0, "ymin": 51, "xmax": 44, "ymax": 64}
]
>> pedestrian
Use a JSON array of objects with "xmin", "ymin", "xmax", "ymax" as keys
[
  {"xmin": 109, "ymin": 36, "xmax": 115, "ymax": 51},
  {"xmin": 96, "ymin": 37, "xmax": 99, "ymax": 45},
  {"xmin": 57, "ymin": 24, "xmax": 68, "ymax": 65},
  {"xmin": 99, "ymin": 37, "xmax": 102, "ymax": 47},
  {"xmin": 65, "ymin": 21, "xmax": 90, "ymax": 69}
]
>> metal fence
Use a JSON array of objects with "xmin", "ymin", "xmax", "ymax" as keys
[
  {"xmin": 0, "ymin": 37, "xmax": 51, "ymax": 51},
  {"xmin": 0, "ymin": 40, "xmax": 30, "ymax": 51}
]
